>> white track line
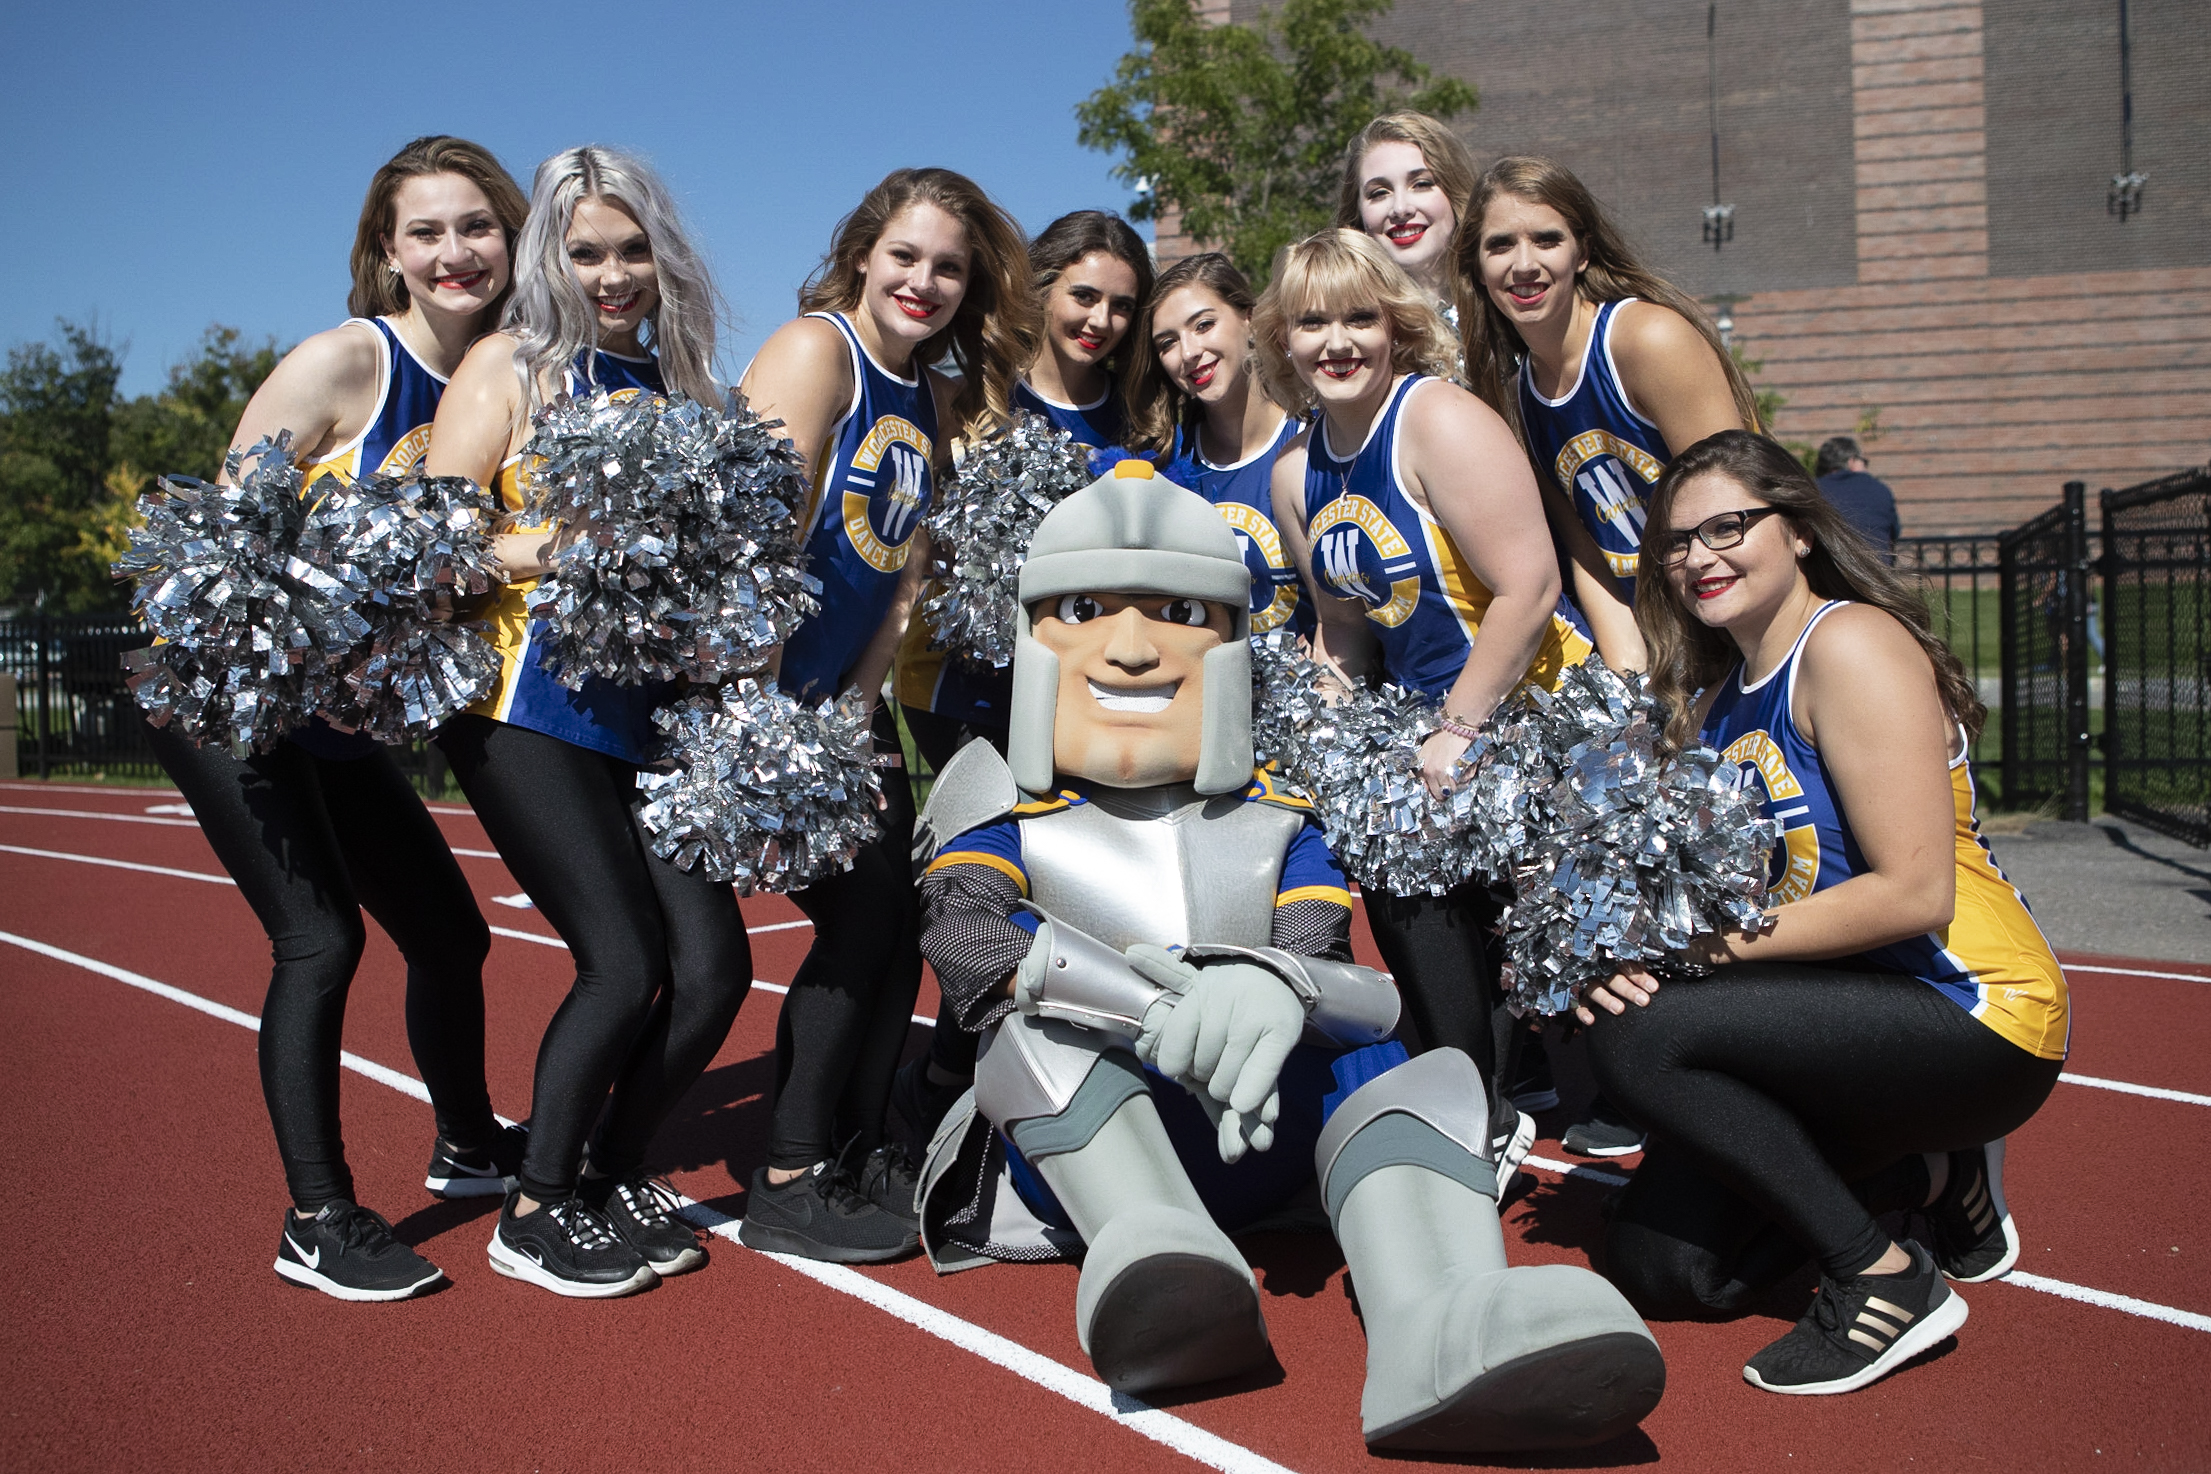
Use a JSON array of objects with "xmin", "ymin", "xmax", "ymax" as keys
[
  {"xmin": 2002, "ymin": 1272, "xmax": 2211, "ymax": 1335},
  {"xmin": 2065, "ymin": 964, "xmax": 2211, "ymax": 984},
  {"xmin": 0, "ymin": 803, "xmax": 200, "ymax": 828},
  {"xmin": 0, "ymin": 781, "xmax": 180, "ymax": 798},
  {"xmin": 2058, "ymin": 1073, "xmax": 2211, "ymax": 1108},
  {"xmin": 0, "ymin": 928, "xmax": 1292, "ymax": 1474}
]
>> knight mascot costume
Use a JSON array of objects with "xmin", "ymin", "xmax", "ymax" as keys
[{"xmin": 911, "ymin": 461, "xmax": 1664, "ymax": 1452}]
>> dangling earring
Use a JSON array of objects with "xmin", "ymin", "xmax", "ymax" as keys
[{"xmin": 387, "ymin": 261, "xmax": 402, "ymax": 275}]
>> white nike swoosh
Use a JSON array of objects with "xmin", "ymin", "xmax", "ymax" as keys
[{"xmin": 286, "ymin": 1233, "xmax": 320, "ymax": 1270}]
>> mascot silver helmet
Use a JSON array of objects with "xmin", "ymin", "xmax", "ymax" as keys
[{"xmin": 1009, "ymin": 460, "xmax": 1255, "ymax": 795}]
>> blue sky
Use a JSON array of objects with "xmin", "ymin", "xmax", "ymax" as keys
[{"xmin": 2, "ymin": 0, "xmax": 1143, "ymax": 397}]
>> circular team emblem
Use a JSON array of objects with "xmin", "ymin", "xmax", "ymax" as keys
[
  {"xmin": 843, "ymin": 415, "xmax": 934, "ymax": 572},
  {"xmin": 1555, "ymin": 429, "xmax": 1663, "ymax": 580},
  {"xmin": 1214, "ymin": 502, "xmax": 1300, "ymax": 632},
  {"xmin": 1720, "ymin": 731, "xmax": 1822, "ymax": 904},
  {"xmin": 1307, "ymin": 494, "xmax": 1420, "ymax": 627}
]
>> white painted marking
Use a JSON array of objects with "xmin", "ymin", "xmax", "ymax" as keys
[
  {"xmin": 491, "ymin": 893, "xmax": 535, "ymax": 910},
  {"xmin": 747, "ymin": 919, "xmax": 814, "ymax": 935},
  {"xmin": 143, "ymin": 802, "xmax": 196, "ymax": 816},
  {"xmin": 488, "ymin": 924, "xmax": 566, "ymax": 950},
  {"xmin": 2000, "ymin": 1272, "xmax": 2211, "ymax": 1335},
  {"xmin": 2060, "ymin": 1072, "xmax": 2211, "ymax": 1108},
  {"xmin": 0, "ymin": 803, "xmax": 199, "ymax": 828},
  {"xmin": 2065, "ymin": 964, "xmax": 2211, "ymax": 985},
  {"xmin": 0, "ymin": 780, "xmax": 179, "ymax": 798},
  {"xmin": 0, "ymin": 928, "xmax": 1293, "ymax": 1473},
  {"xmin": 0, "ymin": 843, "xmax": 233, "ymax": 885},
  {"xmin": 450, "ymin": 848, "xmax": 502, "ymax": 859},
  {"xmin": 1522, "ymin": 1152, "xmax": 1632, "ymax": 1187}
]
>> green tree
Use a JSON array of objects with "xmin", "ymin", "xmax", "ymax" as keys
[
  {"xmin": 0, "ymin": 321, "xmax": 282, "ymax": 614},
  {"xmin": 1077, "ymin": 0, "xmax": 1478, "ymax": 282}
]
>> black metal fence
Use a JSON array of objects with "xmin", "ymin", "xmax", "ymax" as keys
[
  {"xmin": 1895, "ymin": 532, "xmax": 2003, "ymax": 787},
  {"xmin": 1998, "ymin": 484, "xmax": 2097, "ymax": 818},
  {"xmin": 2101, "ymin": 467, "xmax": 2208, "ymax": 846},
  {"xmin": 0, "ymin": 614, "xmax": 448, "ymax": 793}
]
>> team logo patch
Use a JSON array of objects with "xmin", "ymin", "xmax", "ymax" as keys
[
  {"xmin": 1722, "ymin": 730, "xmax": 1821, "ymax": 904},
  {"xmin": 1215, "ymin": 502, "xmax": 1300, "ymax": 631},
  {"xmin": 1308, "ymin": 494, "xmax": 1420, "ymax": 627},
  {"xmin": 843, "ymin": 415, "xmax": 934, "ymax": 573},
  {"xmin": 376, "ymin": 423, "xmax": 436, "ymax": 476},
  {"xmin": 1556, "ymin": 429, "xmax": 1661, "ymax": 578}
]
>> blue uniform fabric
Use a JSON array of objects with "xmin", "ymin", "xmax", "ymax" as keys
[
  {"xmin": 781, "ymin": 312, "xmax": 939, "ymax": 704},
  {"xmin": 1165, "ymin": 414, "xmax": 1314, "ymax": 638},
  {"xmin": 1014, "ymin": 378, "xmax": 1127, "ymax": 459},
  {"xmin": 1517, "ymin": 298, "xmax": 1673, "ymax": 598},
  {"xmin": 1303, "ymin": 375, "xmax": 1591, "ymax": 699},
  {"xmin": 470, "ymin": 350, "xmax": 672, "ymax": 765},
  {"xmin": 291, "ymin": 318, "xmax": 453, "ymax": 761}
]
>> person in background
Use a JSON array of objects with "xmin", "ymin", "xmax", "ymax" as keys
[{"xmin": 1814, "ymin": 436, "xmax": 1900, "ymax": 560}]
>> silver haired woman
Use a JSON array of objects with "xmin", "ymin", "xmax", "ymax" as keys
[{"xmin": 426, "ymin": 145, "xmax": 751, "ymax": 1298}]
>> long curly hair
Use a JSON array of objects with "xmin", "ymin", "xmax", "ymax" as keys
[
  {"xmin": 1252, "ymin": 230, "xmax": 1459, "ymax": 413},
  {"xmin": 1125, "ymin": 251, "xmax": 1279, "ymax": 459},
  {"xmin": 1637, "ymin": 430, "xmax": 1982, "ymax": 753},
  {"xmin": 799, "ymin": 167, "xmax": 1038, "ymax": 440},
  {"xmin": 1453, "ymin": 157, "xmax": 1758, "ymax": 442},
  {"xmin": 504, "ymin": 145, "xmax": 725, "ymax": 412},
  {"xmin": 348, "ymin": 135, "xmax": 526, "ymax": 323}
]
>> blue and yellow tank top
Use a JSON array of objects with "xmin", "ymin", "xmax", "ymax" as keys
[
  {"xmin": 1303, "ymin": 375, "xmax": 1590, "ymax": 699},
  {"xmin": 1013, "ymin": 377, "xmax": 1126, "ymax": 456},
  {"xmin": 292, "ymin": 317, "xmax": 449, "ymax": 759},
  {"xmin": 781, "ymin": 312, "xmax": 938, "ymax": 704},
  {"xmin": 1517, "ymin": 298, "xmax": 1672, "ymax": 596},
  {"xmin": 1166, "ymin": 413, "xmax": 1312, "ymax": 637},
  {"xmin": 1701, "ymin": 601, "xmax": 2069, "ymax": 1060},
  {"xmin": 465, "ymin": 349, "xmax": 671, "ymax": 765}
]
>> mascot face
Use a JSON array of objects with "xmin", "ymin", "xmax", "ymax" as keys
[{"xmin": 1032, "ymin": 590, "xmax": 1236, "ymax": 787}]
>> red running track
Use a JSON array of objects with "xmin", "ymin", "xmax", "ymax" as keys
[{"xmin": 2, "ymin": 779, "xmax": 2208, "ymax": 1472}]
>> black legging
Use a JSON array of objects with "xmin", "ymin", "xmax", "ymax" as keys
[
  {"xmin": 437, "ymin": 716, "xmax": 752, "ymax": 1200},
  {"xmin": 147, "ymin": 721, "xmax": 497, "ymax": 1211},
  {"xmin": 1362, "ymin": 880, "xmax": 1521, "ymax": 1125},
  {"xmin": 774, "ymin": 708, "xmax": 924, "ymax": 1167},
  {"xmin": 1587, "ymin": 962, "xmax": 2062, "ymax": 1317}
]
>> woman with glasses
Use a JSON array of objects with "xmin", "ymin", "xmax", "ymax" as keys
[{"xmin": 1576, "ymin": 430, "xmax": 2066, "ymax": 1396}]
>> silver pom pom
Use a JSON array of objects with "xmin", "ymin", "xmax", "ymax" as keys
[
  {"xmin": 1466, "ymin": 661, "xmax": 1779, "ymax": 1016},
  {"xmin": 523, "ymin": 388, "xmax": 816, "ymax": 689},
  {"xmin": 291, "ymin": 472, "xmax": 503, "ymax": 741},
  {"xmin": 116, "ymin": 434, "xmax": 366, "ymax": 753},
  {"xmin": 917, "ymin": 412, "xmax": 1093, "ymax": 670},
  {"xmin": 634, "ymin": 679, "xmax": 886, "ymax": 894}
]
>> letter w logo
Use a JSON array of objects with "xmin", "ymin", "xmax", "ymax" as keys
[{"xmin": 1319, "ymin": 528, "xmax": 1379, "ymax": 604}]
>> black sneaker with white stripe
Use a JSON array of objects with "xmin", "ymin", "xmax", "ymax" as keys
[
  {"xmin": 274, "ymin": 1200, "xmax": 443, "ymax": 1302},
  {"xmin": 1743, "ymin": 1241, "xmax": 1967, "ymax": 1395},
  {"xmin": 583, "ymin": 1170, "xmax": 706, "ymax": 1276},
  {"xmin": 425, "ymin": 1123, "xmax": 528, "ymax": 1199},
  {"xmin": 487, "ymin": 1191, "xmax": 657, "ymax": 1298},
  {"xmin": 1924, "ymin": 1139, "xmax": 2018, "ymax": 1282}
]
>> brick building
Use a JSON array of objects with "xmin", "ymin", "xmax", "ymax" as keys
[{"xmin": 1186, "ymin": 0, "xmax": 2207, "ymax": 532}]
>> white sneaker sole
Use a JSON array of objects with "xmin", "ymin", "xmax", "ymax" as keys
[
  {"xmin": 1948, "ymin": 1138, "xmax": 2019, "ymax": 1283},
  {"xmin": 486, "ymin": 1230, "xmax": 657, "ymax": 1298},
  {"xmin": 1493, "ymin": 1110, "xmax": 1537, "ymax": 1199},
  {"xmin": 1743, "ymin": 1284, "xmax": 1969, "ymax": 1396},
  {"xmin": 274, "ymin": 1255, "xmax": 442, "ymax": 1303},
  {"xmin": 424, "ymin": 1172, "xmax": 514, "ymax": 1199}
]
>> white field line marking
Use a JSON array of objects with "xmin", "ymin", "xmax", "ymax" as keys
[
  {"xmin": 2002, "ymin": 1272, "xmax": 2211, "ymax": 1335},
  {"xmin": 0, "ymin": 842, "xmax": 811, "ymax": 943},
  {"xmin": 0, "ymin": 803, "xmax": 200, "ymax": 828},
  {"xmin": 2065, "ymin": 964, "xmax": 2211, "ymax": 984},
  {"xmin": 0, "ymin": 781, "xmax": 179, "ymax": 798},
  {"xmin": 0, "ymin": 928, "xmax": 1293, "ymax": 1474},
  {"xmin": 1523, "ymin": 1153, "xmax": 1632, "ymax": 1188},
  {"xmin": 482, "ymin": 922, "xmax": 925, "ymax": 1022},
  {"xmin": 672, "ymin": 1197, "xmax": 1298, "ymax": 1474},
  {"xmin": 2059, "ymin": 1073, "xmax": 2211, "ymax": 1108}
]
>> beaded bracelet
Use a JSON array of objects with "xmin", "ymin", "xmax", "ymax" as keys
[{"xmin": 1432, "ymin": 713, "xmax": 1483, "ymax": 743}]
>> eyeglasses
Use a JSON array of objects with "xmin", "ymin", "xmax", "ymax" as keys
[{"xmin": 1654, "ymin": 507, "xmax": 1784, "ymax": 566}]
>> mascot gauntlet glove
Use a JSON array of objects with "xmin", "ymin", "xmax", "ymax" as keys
[{"xmin": 1126, "ymin": 946, "xmax": 1305, "ymax": 1164}]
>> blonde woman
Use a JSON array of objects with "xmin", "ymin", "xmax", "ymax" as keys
[{"xmin": 1335, "ymin": 111, "xmax": 1478, "ymax": 329}]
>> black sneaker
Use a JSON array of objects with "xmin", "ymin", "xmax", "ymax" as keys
[
  {"xmin": 848, "ymin": 1140, "xmax": 922, "ymax": 1228},
  {"xmin": 1924, "ymin": 1139, "xmax": 2018, "ymax": 1282},
  {"xmin": 582, "ymin": 1170, "xmax": 707, "ymax": 1276},
  {"xmin": 1743, "ymin": 1242, "xmax": 1967, "ymax": 1395},
  {"xmin": 425, "ymin": 1123, "xmax": 528, "ymax": 1199},
  {"xmin": 487, "ymin": 1191, "xmax": 657, "ymax": 1298},
  {"xmin": 890, "ymin": 1055, "xmax": 967, "ymax": 1150},
  {"xmin": 274, "ymin": 1200, "xmax": 443, "ymax": 1302},
  {"xmin": 1562, "ymin": 1097, "xmax": 1646, "ymax": 1158},
  {"xmin": 1490, "ymin": 1109, "xmax": 1536, "ymax": 1201},
  {"xmin": 1507, "ymin": 1033, "xmax": 1560, "ymax": 1112},
  {"xmin": 737, "ymin": 1161, "xmax": 918, "ymax": 1263}
]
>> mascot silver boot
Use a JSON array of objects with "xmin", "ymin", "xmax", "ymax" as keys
[{"xmin": 912, "ymin": 460, "xmax": 1663, "ymax": 1447}]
